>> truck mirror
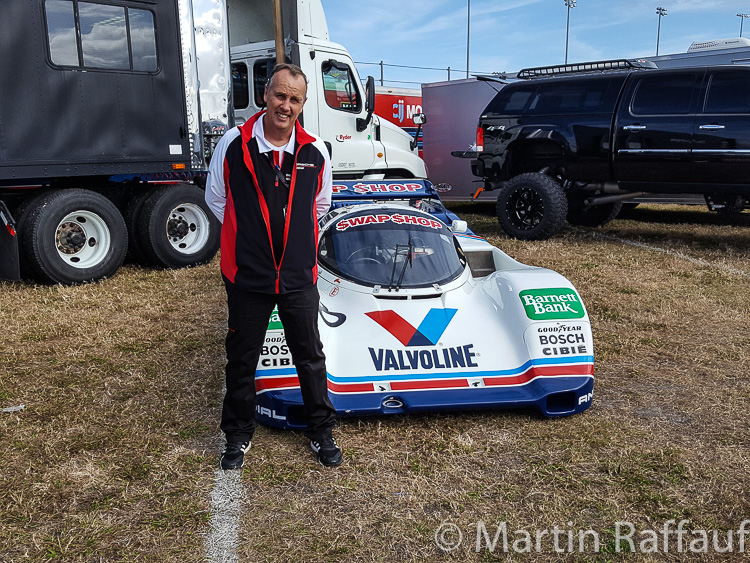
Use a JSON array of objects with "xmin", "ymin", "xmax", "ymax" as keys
[
  {"xmin": 357, "ymin": 76, "xmax": 376, "ymax": 132},
  {"xmin": 410, "ymin": 112, "xmax": 426, "ymax": 151},
  {"xmin": 366, "ymin": 75, "xmax": 375, "ymax": 113}
]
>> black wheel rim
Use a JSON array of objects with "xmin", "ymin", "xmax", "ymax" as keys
[{"xmin": 506, "ymin": 187, "xmax": 544, "ymax": 230}]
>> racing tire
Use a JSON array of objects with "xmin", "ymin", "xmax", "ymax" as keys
[
  {"xmin": 566, "ymin": 194, "xmax": 623, "ymax": 227},
  {"xmin": 136, "ymin": 184, "xmax": 220, "ymax": 269},
  {"xmin": 18, "ymin": 189, "xmax": 127, "ymax": 285},
  {"xmin": 495, "ymin": 173, "xmax": 567, "ymax": 240}
]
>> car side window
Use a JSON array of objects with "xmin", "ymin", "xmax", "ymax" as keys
[
  {"xmin": 631, "ymin": 73, "xmax": 697, "ymax": 115},
  {"xmin": 704, "ymin": 71, "xmax": 750, "ymax": 114},
  {"xmin": 528, "ymin": 79, "xmax": 615, "ymax": 114},
  {"xmin": 485, "ymin": 87, "xmax": 536, "ymax": 114}
]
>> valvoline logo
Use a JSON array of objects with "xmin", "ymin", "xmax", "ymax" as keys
[
  {"xmin": 366, "ymin": 308, "xmax": 457, "ymax": 346},
  {"xmin": 365, "ymin": 308, "xmax": 478, "ymax": 372}
]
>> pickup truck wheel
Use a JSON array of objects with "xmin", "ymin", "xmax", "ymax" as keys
[
  {"xmin": 566, "ymin": 195, "xmax": 623, "ymax": 227},
  {"xmin": 495, "ymin": 173, "xmax": 567, "ymax": 240},
  {"xmin": 136, "ymin": 184, "xmax": 220, "ymax": 269},
  {"xmin": 712, "ymin": 195, "xmax": 745, "ymax": 216},
  {"xmin": 18, "ymin": 189, "xmax": 127, "ymax": 284}
]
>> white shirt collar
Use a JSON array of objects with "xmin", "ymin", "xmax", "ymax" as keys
[{"xmin": 253, "ymin": 113, "xmax": 296, "ymax": 155}]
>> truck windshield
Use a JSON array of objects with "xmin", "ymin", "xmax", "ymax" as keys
[{"xmin": 318, "ymin": 209, "xmax": 466, "ymax": 288}]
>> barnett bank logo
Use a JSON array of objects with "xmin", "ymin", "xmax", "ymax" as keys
[
  {"xmin": 519, "ymin": 288, "xmax": 585, "ymax": 320},
  {"xmin": 366, "ymin": 308, "xmax": 457, "ymax": 346}
]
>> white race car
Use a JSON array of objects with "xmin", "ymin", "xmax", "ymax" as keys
[{"xmin": 255, "ymin": 181, "xmax": 594, "ymax": 429}]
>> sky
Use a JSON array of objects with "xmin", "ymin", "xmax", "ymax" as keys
[{"xmin": 320, "ymin": 0, "xmax": 750, "ymax": 87}]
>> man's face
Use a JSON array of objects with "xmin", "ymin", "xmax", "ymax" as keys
[{"xmin": 263, "ymin": 69, "xmax": 307, "ymax": 138}]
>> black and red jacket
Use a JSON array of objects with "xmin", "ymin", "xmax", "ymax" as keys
[{"xmin": 213, "ymin": 112, "xmax": 330, "ymax": 293}]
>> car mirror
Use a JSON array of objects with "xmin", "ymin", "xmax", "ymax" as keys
[{"xmin": 450, "ymin": 220, "xmax": 468, "ymax": 233}]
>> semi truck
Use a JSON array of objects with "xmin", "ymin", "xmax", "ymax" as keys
[{"xmin": 0, "ymin": 0, "xmax": 425, "ymax": 285}]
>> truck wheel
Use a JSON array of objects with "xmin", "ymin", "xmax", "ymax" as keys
[
  {"xmin": 566, "ymin": 195, "xmax": 623, "ymax": 227},
  {"xmin": 136, "ymin": 184, "xmax": 220, "ymax": 269},
  {"xmin": 124, "ymin": 187, "xmax": 157, "ymax": 266},
  {"xmin": 18, "ymin": 189, "xmax": 127, "ymax": 284},
  {"xmin": 495, "ymin": 173, "xmax": 567, "ymax": 240},
  {"xmin": 712, "ymin": 195, "xmax": 745, "ymax": 216}
]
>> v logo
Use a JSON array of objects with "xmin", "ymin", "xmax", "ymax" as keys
[{"xmin": 365, "ymin": 308, "xmax": 458, "ymax": 346}]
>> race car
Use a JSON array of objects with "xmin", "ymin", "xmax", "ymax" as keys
[{"xmin": 255, "ymin": 181, "xmax": 594, "ymax": 429}]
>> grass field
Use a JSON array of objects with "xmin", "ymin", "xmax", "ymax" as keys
[{"xmin": 1, "ymin": 204, "xmax": 749, "ymax": 562}]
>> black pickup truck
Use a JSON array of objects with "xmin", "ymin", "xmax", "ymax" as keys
[{"xmin": 467, "ymin": 60, "xmax": 750, "ymax": 240}]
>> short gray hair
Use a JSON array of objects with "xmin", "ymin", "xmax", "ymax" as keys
[{"xmin": 268, "ymin": 63, "xmax": 308, "ymax": 92}]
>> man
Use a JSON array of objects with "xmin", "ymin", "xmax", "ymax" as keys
[{"xmin": 206, "ymin": 63, "xmax": 342, "ymax": 469}]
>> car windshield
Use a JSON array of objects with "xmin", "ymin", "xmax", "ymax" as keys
[{"xmin": 318, "ymin": 209, "xmax": 466, "ymax": 288}]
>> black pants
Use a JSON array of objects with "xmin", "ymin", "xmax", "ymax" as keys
[{"xmin": 221, "ymin": 280, "xmax": 336, "ymax": 442}]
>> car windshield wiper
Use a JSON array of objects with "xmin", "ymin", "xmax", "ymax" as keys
[{"xmin": 388, "ymin": 235, "xmax": 413, "ymax": 291}]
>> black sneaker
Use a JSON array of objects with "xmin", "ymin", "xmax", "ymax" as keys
[
  {"xmin": 310, "ymin": 436, "xmax": 343, "ymax": 467},
  {"xmin": 220, "ymin": 440, "xmax": 251, "ymax": 470}
]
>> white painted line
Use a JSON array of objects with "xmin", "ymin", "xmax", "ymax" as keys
[
  {"xmin": 205, "ymin": 462, "xmax": 243, "ymax": 563},
  {"xmin": 586, "ymin": 231, "xmax": 750, "ymax": 279}
]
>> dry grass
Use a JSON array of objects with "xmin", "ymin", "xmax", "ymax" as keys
[
  {"xmin": 0, "ymin": 266, "xmax": 226, "ymax": 561},
  {"xmin": 1, "ymin": 203, "xmax": 749, "ymax": 561}
]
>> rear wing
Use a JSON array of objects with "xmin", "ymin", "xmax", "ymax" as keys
[
  {"xmin": 331, "ymin": 180, "xmax": 439, "ymax": 202},
  {"xmin": 330, "ymin": 180, "xmax": 467, "ymax": 233}
]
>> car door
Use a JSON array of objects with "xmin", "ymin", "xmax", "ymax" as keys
[
  {"xmin": 691, "ymin": 68, "xmax": 750, "ymax": 185},
  {"xmin": 614, "ymin": 70, "xmax": 703, "ymax": 187}
]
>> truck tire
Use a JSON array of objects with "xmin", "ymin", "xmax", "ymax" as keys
[
  {"xmin": 136, "ymin": 184, "xmax": 220, "ymax": 269},
  {"xmin": 124, "ymin": 187, "xmax": 158, "ymax": 266},
  {"xmin": 566, "ymin": 194, "xmax": 623, "ymax": 227},
  {"xmin": 712, "ymin": 194, "xmax": 745, "ymax": 216},
  {"xmin": 495, "ymin": 173, "xmax": 567, "ymax": 240},
  {"xmin": 18, "ymin": 189, "xmax": 127, "ymax": 284}
]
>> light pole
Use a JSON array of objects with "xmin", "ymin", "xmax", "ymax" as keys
[
  {"xmin": 656, "ymin": 7, "xmax": 667, "ymax": 56},
  {"xmin": 738, "ymin": 13, "xmax": 750, "ymax": 37},
  {"xmin": 564, "ymin": 0, "xmax": 577, "ymax": 64},
  {"xmin": 466, "ymin": 0, "xmax": 471, "ymax": 78}
]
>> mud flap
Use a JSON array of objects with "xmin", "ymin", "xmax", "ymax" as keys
[{"xmin": 0, "ymin": 201, "xmax": 20, "ymax": 282}]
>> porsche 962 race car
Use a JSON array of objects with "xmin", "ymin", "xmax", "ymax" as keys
[{"xmin": 254, "ymin": 181, "xmax": 594, "ymax": 429}]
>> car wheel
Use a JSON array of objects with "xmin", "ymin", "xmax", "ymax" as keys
[
  {"xmin": 18, "ymin": 189, "xmax": 127, "ymax": 284},
  {"xmin": 136, "ymin": 184, "xmax": 220, "ymax": 269},
  {"xmin": 566, "ymin": 194, "xmax": 623, "ymax": 227},
  {"xmin": 495, "ymin": 173, "xmax": 567, "ymax": 240}
]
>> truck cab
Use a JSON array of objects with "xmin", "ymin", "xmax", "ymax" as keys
[{"xmin": 228, "ymin": 0, "xmax": 425, "ymax": 179}]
